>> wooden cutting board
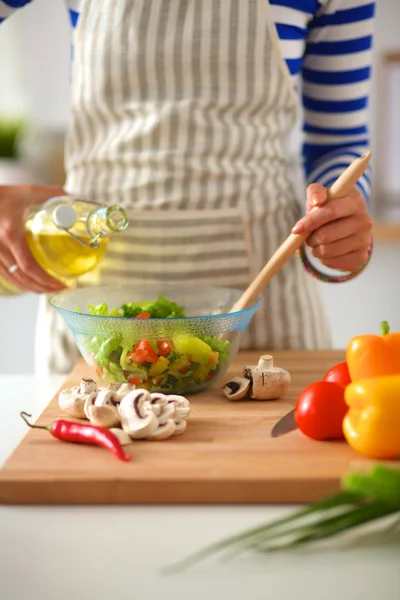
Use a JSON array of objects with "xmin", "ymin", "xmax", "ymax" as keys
[{"xmin": 0, "ymin": 350, "xmax": 391, "ymax": 505}]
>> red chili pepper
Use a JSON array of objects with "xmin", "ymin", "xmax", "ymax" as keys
[{"xmin": 20, "ymin": 412, "xmax": 131, "ymax": 462}]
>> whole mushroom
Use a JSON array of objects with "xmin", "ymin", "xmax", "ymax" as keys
[
  {"xmin": 222, "ymin": 355, "xmax": 291, "ymax": 401},
  {"xmin": 244, "ymin": 355, "xmax": 291, "ymax": 400},
  {"xmin": 79, "ymin": 378, "xmax": 97, "ymax": 395},
  {"xmin": 58, "ymin": 378, "xmax": 99, "ymax": 419}
]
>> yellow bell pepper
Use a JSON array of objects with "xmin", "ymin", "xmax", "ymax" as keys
[{"xmin": 343, "ymin": 375, "xmax": 400, "ymax": 459}]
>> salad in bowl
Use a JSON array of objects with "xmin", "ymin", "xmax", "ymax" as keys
[{"xmin": 50, "ymin": 283, "xmax": 260, "ymax": 394}]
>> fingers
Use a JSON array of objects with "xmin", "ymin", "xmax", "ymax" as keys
[
  {"xmin": 307, "ymin": 214, "xmax": 373, "ymax": 247},
  {"xmin": 293, "ymin": 190, "xmax": 367, "ymax": 235},
  {"xmin": 0, "ymin": 184, "xmax": 68, "ymax": 294},
  {"xmin": 0, "ymin": 244, "xmax": 62, "ymax": 293},
  {"xmin": 306, "ymin": 183, "xmax": 328, "ymax": 213},
  {"xmin": 310, "ymin": 233, "xmax": 371, "ymax": 261},
  {"xmin": 8, "ymin": 234, "xmax": 66, "ymax": 290},
  {"xmin": 297, "ymin": 183, "xmax": 373, "ymax": 274},
  {"xmin": 316, "ymin": 249, "xmax": 370, "ymax": 273}
]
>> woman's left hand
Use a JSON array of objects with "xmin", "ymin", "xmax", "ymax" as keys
[{"xmin": 292, "ymin": 183, "xmax": 373, "ymax": 272}]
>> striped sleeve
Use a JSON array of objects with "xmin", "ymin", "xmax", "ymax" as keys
[
  {"xmin": 65, "ymin": 0, "xmax": 81, "ymax": 27},
  {"xmin": 302, "ymin": 0, "xmax": 375, "ymax": 204},
  {"xmin": 0, "ymin": 0, "xmax": 33, "ymax": 24}
]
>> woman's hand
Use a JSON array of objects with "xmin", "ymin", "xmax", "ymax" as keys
[
  {"xmin": 0, "ymin": 185, "xmax": 67, "ymax": 293},
  {"xmin": 292, "ymin": 183, "xmax": 373, "ymax": 272}
]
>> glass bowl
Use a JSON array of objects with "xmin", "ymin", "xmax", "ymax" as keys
[{"xmin": 49, "ymin": 283, "xmax": 261, "ymax": 395}]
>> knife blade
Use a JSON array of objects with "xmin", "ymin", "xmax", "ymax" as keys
[{"xmin": 270, "ymin": 409, "xmax": 297, "ymax": 437}]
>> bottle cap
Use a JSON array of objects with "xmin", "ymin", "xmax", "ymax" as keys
[{"xmin": 53, "ymin": 205, "xmax": 78, "ymax": 229}]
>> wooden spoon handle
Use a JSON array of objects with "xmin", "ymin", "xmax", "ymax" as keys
[{"xmin": 231, "ymin": 151, "xmax": 372, "ymax": 313}]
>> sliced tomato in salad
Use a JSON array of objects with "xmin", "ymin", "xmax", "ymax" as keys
[
  {"xmin": 157, "ymin": 340, "xmax": 174, "ymax": 357},
  {"xmin": 127, "ymin": 375, "xmax": 141, "ymax": 385},
  {"xmin": 128, "ymin": 339, "xmax": 159, "ymax": 364},
  {"xmin": 135, "ymin": 312, "xmax": 151, "ymax": 319}
]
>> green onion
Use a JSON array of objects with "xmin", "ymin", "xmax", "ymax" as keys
[{"xmin": 164, "ymin": 465, "xmax": 400, "ymax": 573}]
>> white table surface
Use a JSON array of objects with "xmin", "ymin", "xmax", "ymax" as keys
[{"xmin": 0, "ymin": 375, "xmax": 399, "ymax": 600}]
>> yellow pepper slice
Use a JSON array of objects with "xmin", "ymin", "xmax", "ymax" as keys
[
  {"xmin": 343, "ymin": 375, "xmax": 400, "ymax": 459},
  {"xmin": 148, "ymin": 356, "xmax": 169, "ymax": 376}
]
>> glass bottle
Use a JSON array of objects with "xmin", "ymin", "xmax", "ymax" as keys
[{"xmin": 0, "ymin": 196, "xmax": 129, "ymax": 296}]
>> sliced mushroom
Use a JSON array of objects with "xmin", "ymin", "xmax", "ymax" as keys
[
  {"xmin": 166, "ymin": 395, "xmax": 191, "ymax": 419},
  {"xmin": 157, "ymin": 402, "xmax": 176, "ymax": 425},
  {"xmin": 84, "ymin": 391, "xmax": 99, "ymax": 420},
  {"xmin": 94, "ymin": 389, "xmax": 120, "ymax": 421},
  {"xmin": 109, "ymin": 428, "xmax": 133, "ymax": 446},
  {"xmin": 87, "ymin": 405, "xmax": 121, "ymax": 428},
  {"xmin": 245, "ymin": 355, "xmax": 291, "ymax": 400},
  {"xmin": 58, "ymin": 387, "xmax": 94, "ymax": 419},
  {"xmin": 119, "ymin": 389, "xmax": 159, "ymax": 440},
  {"xmin": 148, "ymin": 419, "xmax": 176, "ymax": 441},
  {"xmin": 108, "ymin": 383, "xmax": 121, "ymax": 392},
  {"xmin": 108, "ymin": 382, "xmax": 137, "ymax": 402},
  {"xmin": 173, "ymin": 420, "xmax": 187, "ymax": 436},
  {"xmin": 149, "ymin": 393, "xmax": 168, "ymax": 417},
  {"xmin": 222, "ymin": 376, "xmax": 250, "ymax": 401},
  {"xmin": 94, "ymin": 388, "xmax": 119, "ymax": 406}
]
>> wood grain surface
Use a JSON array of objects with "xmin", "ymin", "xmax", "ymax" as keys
[{"xmin": 1, "ymin": 350, "xmax": 393, "ymax": 505}]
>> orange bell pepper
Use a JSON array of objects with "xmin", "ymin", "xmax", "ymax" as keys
[
  {"xmin": 346, "ymin": 321, "xmax": 400, "ymax": 381},
  {"xmin": 343, "ymin": 375, "xmax": 400, "ymax": 459}
]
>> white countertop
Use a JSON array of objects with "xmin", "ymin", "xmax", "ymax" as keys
[{"xmin": 0, "ymin": 375, "xmax": 399, "ymax": 600}]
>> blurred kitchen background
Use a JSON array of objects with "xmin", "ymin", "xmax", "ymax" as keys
[{"xmin": 1, "ymin": 0, "xmax": 400, "ymax": 373}]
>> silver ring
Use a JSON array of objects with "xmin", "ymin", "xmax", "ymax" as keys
[{"xmin": 8, "ymin": 264, "xmax": 19, "ymax": 274}]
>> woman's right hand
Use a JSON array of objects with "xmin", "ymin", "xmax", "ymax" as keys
[{"xmin": 0, "ymin": 185, "xmax": 67, "ymax": 293}]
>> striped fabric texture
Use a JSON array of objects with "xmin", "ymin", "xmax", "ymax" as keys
[
  {"xmin": 1, "ymin": 0, "xmax": 375, "ymax": 203},
  {"xmin": 60, "ymin": 0, "xmax": 331, "ymax": 352},
  {"xmin": 24, "ymin": 0, "xmax": 335, "ymax": 375}
]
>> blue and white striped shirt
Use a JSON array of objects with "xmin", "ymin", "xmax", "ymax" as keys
[{"xmin": 0, "ymin": 0, "xmax": 375, "ymax": 203}]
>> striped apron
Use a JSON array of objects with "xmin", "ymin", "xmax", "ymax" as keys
[{"xmin": 35, "ymin": 0, "xmax": 331, "ymax": 375}]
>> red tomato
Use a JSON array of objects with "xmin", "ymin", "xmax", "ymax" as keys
[
  {"xmin": 157, "ymin": 340, "xmax": 174, "ymax": 357},
  {"xmin": 294, "ymin": 381, "xmax": 348, "ymax": 441},
  {"xmin": 135, "ymin": 313, "xmax": 151, "ymax": 319},
  {"xmin": 323, "ymin": 362, "xmax": 351, "ymax": 388},
  {"xmin": 128, "ymin": 340, "xmax": 158, "ymax": 364},
  {"xmin": 127, "ymin": 375, "xmax": 140, "ymax": 385}
]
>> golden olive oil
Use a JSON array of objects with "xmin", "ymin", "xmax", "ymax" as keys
[
  {"xmin": 25, "ymin": 230, "xmax": 109, "ymax": 283},
  {"xmin": 0, "ymin": 197, "xmax": 128, "ymax": 296}
]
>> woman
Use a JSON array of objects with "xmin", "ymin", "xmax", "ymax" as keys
[{"xmin": 0, "ymin": 0, "xmax": 374, "ymax": 374}]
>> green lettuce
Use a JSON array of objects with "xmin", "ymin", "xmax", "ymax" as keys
[{"xmin": 200, "ymin": 336, "xmax": 231, "ymax": 363}]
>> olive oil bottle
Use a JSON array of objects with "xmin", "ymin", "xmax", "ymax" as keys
[{"xmin": 0, "ymin": 196, "xmax": 129, "ymax": 295}]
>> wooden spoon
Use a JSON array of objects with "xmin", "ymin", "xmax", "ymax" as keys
[{"xmin": 230, "ymin": 151, "xmax": 372, "ymax": 313}]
